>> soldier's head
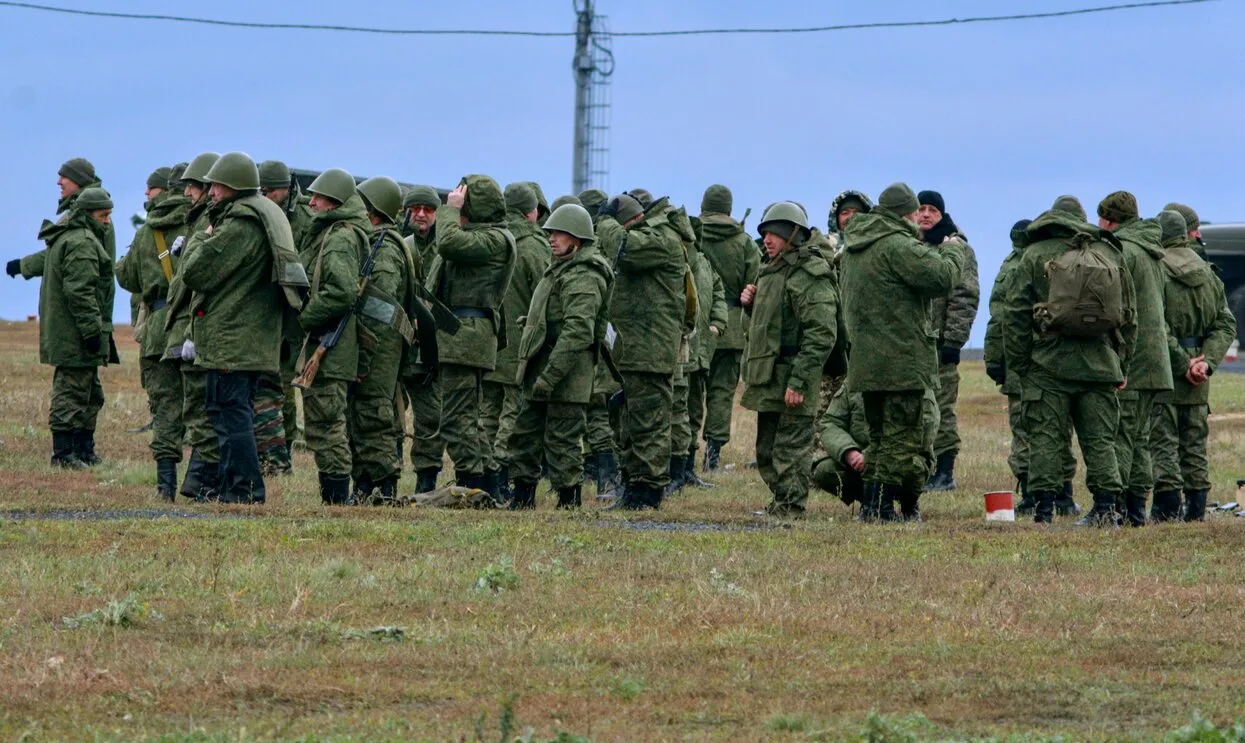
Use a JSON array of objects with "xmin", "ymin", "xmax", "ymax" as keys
[
  {"xmin": 76, "ymin": 187, "xmax": 113, "ymax": 227},
  {"xmin": 577, "ymin": 188, "xmax": 607, "ymax": 216},
  {"xmin": 403, "ymin": 186, "xmax": 441, "ymax": 236},
  {"xmin": 1158, "ymin": 210, "xmax": 1187, "ymax": 243},
  {"xmin": 1096, "ymin": 191, "xmax": 1139, "ymax": 232},
  {"xmin": 830, "ymin": 190, "xmax": 873, "ymax": 232},
  {"xmin": 1010, "ymin": 219, "xmax": 1033, "ymax": 249},
  {"xmin": 628, "ymin": 188, "xmax": 653, "ymax": 209},
  {"xmin": 204, "ymin": 152, "xmax": 261, "ymax": 204},
  {"xmin": 1164, "ymin": 202, "xmax": 1201, "ymax": 241},
  {"xmin": 700, "ymin": 184, "xmax": 732, "ymax": 217},
  {"xmin": 57, "ymin": 157, "xmax": 96, "ymax": 199},
  {"xmin": 604, "ymin": 193, "xmax": 644, "ymax": 229},
  {"xmin": 358, "ymin": 176, "xmax": 402, "ymax": 228},
  {"xmin": 522, "ymin": 181, "xmax": 550, "ymax": 225},
  {"xmin": 758, "ymin": 201, "xmax": 811, "ymax": 259},
  {"xmin": 258, "ymin": 160, "xmax": 293, "ymax": 206},
  {"xmin": 543, "ymin": 204, "xmax": 595, "ymax": 259},
  {"xmin": 504, "ymin": 182, "xmax": 540, "ymax": 223},
  {"xmin": 916, "ymin": 190, "xmax": 945, "ymax": 231},
  {"xmin": 877, "ymin": 183, "xmax": 921, "ymax": 224},
  {"xmin": 551, "ymin": 194, "xmax": 582, "ymax": 212},
  {"xmin": 145, "ymin": 166, "xmax": 170, "ymax": 202},
  {"xmin": 1050, "ymin": 195, "xmax": 1087, "ymax": 221},
  {"xmin": 182, "ymin": 152, "xmax": 221, "ymax": 206},
  {"xmin": 307, "ymin": 168, "xmax": 356, "ymax": 213}
]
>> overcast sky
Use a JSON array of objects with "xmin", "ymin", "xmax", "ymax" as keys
[{"xmin": 2, "ymin": 0, "xmax": 1239, "ymax": 345}]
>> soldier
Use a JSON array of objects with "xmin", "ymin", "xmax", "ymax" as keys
[
  {"xmin": 298, "ymin": 168, "xmax": 371, "ymax": 505},
  {"xmin": 739, "ymin": 202, "xmax": 837, "ymax": 518},
  {"xmin": 915, "ymin": 191, "xmax": 979, "ymax": 492},
  {"xmin": 353, "ymin": 176, "xmax": 418, "ymax": 504},
  {"xmin": 580, "ymin": 188, "xmax": 626, "ymax": 498},
  {"xmin": 600, "ymin": 192, "xmax": 687, "ymax": 509},
  {"xmin": 180, "ymin": 152, "xmax": 299, "ymax": 504},
  {"xmin": 1150, "ymin": 209, "xmax": 1236, "ymax": 521},
  {"xmin": 1002, "ymin": 195, "xmax": 1137, "ymax": 525},
  {"xmin": 698, "ymin": 184, "xmax": 759, "ymax": 472},
  {"xmin": 1164, "ymin": 202, "xmax": 1207, "ymax": 258},
  {"xmin": 841, "ymin": 183, "xmax": 964, "ymax": 522},
  {"xmin": 483, "ymin": 183, "xmax": 551, "ymax": 499},
  {"xmin": 115, "ymin": 167, "xmax": 191, "ymax": 498},
  {"xmin": 401, "ymin": 185, "xmax": 445, "ymax": 493},
  {"xmin": 10, "ymin": 187, "xmax": 116, "ymax": 467},
  {"xmin": 425, "ymin": 176, "xmax": 517, "ymax": 496},
  {"xmin": 508, "ymin": 204, "xmax": 613, "ymax": 508},
  {"xmin": 577, "ymin": 189, "xmax": 607, "ymax": 217},
  {"xmin": 163, "ymin": 151, "xmax": 221, "ymax": 499},
  {"xmin": 551, "ymin": 194, "xmax": 582, "ymax": 211},
  {"xmin": 524, "ymin": 181, "xmax": 551, "ymax": 226},
  {"xmin": 1096, "ymin": 191, "xmax": 1173, "ymax": 526}
]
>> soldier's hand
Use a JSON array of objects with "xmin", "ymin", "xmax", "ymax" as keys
[
  {"xmin": 205, "ymin": 223, "xmax": 213, "ymax": 236},
  {"xmin": 1187, "ymin": 357, "xmax": 1210, "ymax": 385},
  {"xmin": 531, "ymin": 377, "xmax": 553, "ymax": 400},
  {"xmin": 1116, "ymin": 376, "xmax": 1128, "ymax": 391},
  {"xmin": 447, "ymin": 184, "xmax": 467, "ymax": 209},
  {"xmin": 83, "ymin": 335, "xmax": 102, "ymax": 354},
  {"xmin": 709, "ymin": 325, "xmax": 721, "ymax": 336},
  {"xmin": 784, "ymin": 387, "xmax": 804, "ymax": 407},
  {"xmin": 5, "ymin": 259, "xmax": 20, "ymax": 278},
  {"xmin": 942, "ymin": 235, "xmax": 962, "ymax": 245},
  {"xmin": 740, "ymin": 284, "xmax": 757, "ymax": 307},
  {"xmin": 985, "ymin": 362, "xmax": 1006, "ymax": 386},
  {"xmin": 844, "ymin": 449, "xmax": 865, "ymax": 473}
]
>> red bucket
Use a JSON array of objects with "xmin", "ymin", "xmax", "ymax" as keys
[{"xmin": 984, "ymin": 491, "xmax": 1015, "ymax": 522}]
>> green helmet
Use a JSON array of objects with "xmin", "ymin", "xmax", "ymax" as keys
[
  {"xmin": 542, "ymin": 204, "xmax": 595, "ymax": 243},
  {"xmin": 357, "ymin": 176, "xmax": 402, "ymax": 223},
  {"xmin": 183, "ymin": 151, "xmax": 221, "ymax": 186},
  {"xmin": 75, "ymin": 187, "xmax": 114, "ymax": 212},
  {"xmin": 758, "ymin": 201, "xmax": 811, "ymax": 244},
  {"xmin": 168, "ymin": 162, "xmax": 189, "ymax": 189},
  {"xmin": 204, "ymin": 152, "xmax": 260, "ymax": 191},
  {"xmin": 257, "ymin": 160, "xmax": 292, "ymax": 190},
  {"xmin": 308, "ymin": 168, "xmax": 357, "ymax": 204}
]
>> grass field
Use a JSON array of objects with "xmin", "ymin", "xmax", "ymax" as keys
[{"xmin": 2, "ymin": 320, "xmax": 1244, "ymax": 743}]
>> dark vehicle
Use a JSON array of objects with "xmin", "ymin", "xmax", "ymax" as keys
[{"xmin": 1201, "ymin": 223, "xmax": 1245, "ymax": 343}]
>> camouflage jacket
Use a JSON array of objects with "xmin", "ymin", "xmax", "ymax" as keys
[
  {"xmin": 688, "ymin": 248, "xmax": 728, "ymax": 371},
  {"xmin": 928, "ymin": 232, "xmax": 979, "ymax": 351},
  {"xmin": 116, "ymin": 192, "xmax": 191, "ymax": 359},
  {"xmin": 486, "ymin": 211, "xmax": 550, "ymax": 384},
  {"xmin": 1158, "ymin": 236, "xmax": 1237, "ymax": 405},
  {"xmin": 161, "ymin": 196, "xmax": 213, "ymax": 361},
  {"xmin": 1114, "ymin": 218, "xmax": 1174, "ymax": 391},
  {"xmin": 983, "ymin": 235, "xmax": 1026, "ymax": 395},
  {"xmin": 33, "ymin": 211, "xmax": 116, "ymax": 367},
  {"xmin": 609, "ymin": 204, "xmax": 689, "ymax": 375},
  {"xmin": 297, "ymin": 194, "xmax": 370, "ymax": 381},
  {"xmin": 699, "ymin": 214, "xmax": 759, "ymax": 350}
]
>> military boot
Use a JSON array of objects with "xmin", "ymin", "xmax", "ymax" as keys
[
  {"xmin": 663, "ymin": 455, "xmax": 686, "ymax": 497},
  {"xmin": 595, "ymin": 452, "xmax": 621, "ymax": 501},
  {"xmin": 556, "ymin": 483, "xmax": 582, "ymax": 510},
  {"xmin": 180, "ymin": 449, "xmax": 204, "ymax": 500},
  {"xmin": 1123, "ymin": 492, "xmax": 1148, "ymax": 527},
  {"xmin": 155, "ymin": 459, "xmax": 179, "ymax": 503},
  {"xmin": 75, "ymin": 430, "xmax": 102, "ymax": 467},
  {"xmin": 509, "ymin": 479, "xmax": 537, "ymax": 510},
  {"xmin": 924, "ymin": 452, "xmax": 957, "ymax": 492},
  {"xmin": 319, "ymin": 473, "xmax": 355, "ymax": 506},
  {"xmin": 583, "ymin": 453, "xmax": 598, "ymax": 483},
  {"xmin": 606, "ymin": 481, "xmax": 660, "ymax": 511},
  {"xmin": 1182, "ymin": 490, "xmax": 1208, "ymax": 522},
  {"xmin": 375, "ymin": 475, "xmax": 402, "ymax": 507},
  {"xmin": 1076, "ymin": 493, "xmax": 1122, "ymax": 527},
  {"xmin": 196, "ymin": 465, "xmax": 221, "ymax": 503},
  {"xmin": 494, "ymin": 465, "xmax": 512, "ymax": 504},
  {"xmin": 1055, "ymin": 481, "xmax": 1081, "ymax": 516},
  {"xmin": 704, "ymin": 439, "xmax": 725, "ymax": 472},
  {"xmin": 857, "ymin": 482, "xmax": 883, "ymax": 523},
  {"xmin": 1150, "ymin": 490, "xmax": 1182, "ymax": 522},
  {"xmin": 1033, "ymin": 490, "xmax": 1056, "ymax": 524},
  {"xmin": 353, "ymin": 475, "xmax": 376, "ymax": 504},
  {"xmin": 879, "ymin": 483, "xmax": 903, "ymax": 522},
  {"xmin": 899, "ymin": 486, "xmax": 922, "ymax": 523},
  {"xmin": 50, "ymin": 431, "xmax": 86, "ymax": 469},
  {"xmin": 414, "ymin": 468, "xmax": 440, "ymax": 494},
  {"xmin": 1014, "ymin": 478, "xmax": 1034, "ymax": 517},
  {"xmin": 684, "ymin": 454, "xmax": 716, "ymax": 489}
]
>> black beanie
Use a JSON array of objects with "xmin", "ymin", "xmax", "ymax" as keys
[
  {"xmin": 918, "ymin": 190, "xmax": 945, "ymax": 214},
  {"xmin": 1011, "ymin": 219, "xmax": 1032, "ymax": 233}
]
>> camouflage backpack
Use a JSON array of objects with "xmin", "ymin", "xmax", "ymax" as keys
[{"xmin": 1034, "ymin": 231, "xmax": 1125, "ymax": 338}]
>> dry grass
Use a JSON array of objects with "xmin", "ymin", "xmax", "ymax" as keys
[{"xmin": 1, "ymin": 320, "xmax": 1244, "ymax": 742}]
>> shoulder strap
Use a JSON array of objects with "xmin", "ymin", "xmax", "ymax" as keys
[{"xmin": 152, "ymin": 230, "xmax": 175, "ymax": 282}]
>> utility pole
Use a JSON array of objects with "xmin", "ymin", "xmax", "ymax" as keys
[{"xmin": 571, "ymin": 0, "xmax": 613, "ymax": 194}]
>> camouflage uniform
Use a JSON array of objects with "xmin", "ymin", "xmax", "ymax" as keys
[
  {"xmin": 400, "ymin": 186, "xmax": 444, "ymax": 491},
  {"xmin": 583, "ymin": 212, "xmax": 627, "ymax": 493}
]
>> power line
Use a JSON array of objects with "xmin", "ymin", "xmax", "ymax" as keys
[{"xmin": 0, "ymin": 0, "xmax": 1216, "ymax": 38}]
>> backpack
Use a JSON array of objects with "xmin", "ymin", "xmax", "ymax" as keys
[{"xmin": 1034, "ymin": 232, "xmax": 1124, "ymax": 338}]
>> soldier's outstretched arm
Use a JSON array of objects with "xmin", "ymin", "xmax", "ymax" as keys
[{"xmin": 19, "ymin": 249, "xmax": 47, "ymax": 279}]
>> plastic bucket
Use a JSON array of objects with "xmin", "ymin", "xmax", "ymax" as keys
[{"xmin": 984, "ymin": 491, "xmax": 1015, "ymax": 522}]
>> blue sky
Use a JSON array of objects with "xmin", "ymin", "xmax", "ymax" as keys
[{"xmin": 2, "ymin": 0, "xmax": 1240, "ymax": 345}]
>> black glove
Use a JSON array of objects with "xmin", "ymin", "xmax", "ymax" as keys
[
  {"xmin": 608, "ymin": 389, "xmax": 626, "ymax": 410},
  {"xmin": 5, "ymin": 259, "xmax": 20, "ymax": 278},
  {"xmin": 84, "ymin": 335, "xmax": 102, "ymax": 354},
  {"xmin": 939, "ymin": 346, "xmax": 961, "ymax": 366},
  {"xmin": 598, "ymin": 197, "xmax": 620, "ymax": 219},
  {"xmin": 985, "ymin": 362, "xmax": 1006, "ymax": 386}
]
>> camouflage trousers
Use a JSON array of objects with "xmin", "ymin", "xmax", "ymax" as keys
[
  {"xmin": 703, "ymin": 349, "xmax": 741, "ymax": 443},
  {"xmin": 670, "ymin": 368, "xmax": 691, "ymax": 458},
  {"xmin": 812, "ymin": 453, "xmax": 863, "ymax": 506},
  {"xmin": 50, "ymin": 366, "xmax": 104, "ymax": 433},
  {"xmin": 1022, "ymin": 369, "xmax": 1121, "ymax": 496},
  {"xmin": 509, "ymin": 398, "xmax": 586, "ymax": 489},
  {"xmin": 861, "ymin": 389, "xmax": 938, "ymax": 490},
  {"xmin": 934, "ymin": 362, "xmax": 961, "ymax": 457},
  {"xmin": 619, "ymin": 371, "xmax": 673, "ymax": 489},
  {"xmin": 756, "ymin": 410, "xmax": 815, "ymax": 513},
  {"xmin": 1150, "ymin": 402, "xmax": 1211, "ymax": 492},
  {"xmin": 140, "ymin": 356, "xmax": 184, "ymax": 462},
  {"xmin": 350, "ymin": 347, "xmax": 402, "ymax": 484},
  {"xmin": 687, "ymin": 369, "xmax": 708, "ymax": 458},
  {"xmin": 481, "ymin": 380, "xmax": 522, "ymax": 470},
  {"xmin": 182, "ymin": 366, "xmax": 220, "ymax": 464},
  {"xmin": 1006, "ymin": 394, "xmax": 1076, "ymax": 485},
  {"xmin": 440, "ymin": 364, "xmax": 487, "ymax": 477},
  {"xmin": 1114, "ymin": 389, "xmax": 1159, "ymax": 499},
  {"xmin": 584, "ymin": 392, "xmax": 620, "ymax": 454},
  {"xmin": 303, "ymin": 378, "xmax": 351, "ymax": 476},
  {"xmin": 405, "ymin": 374, "xmax": 443, "ymax": 472},
  {"xmin": 254, "ymin": 372, "xmax": 290, "ymax": 474},
  {"xmin": 813, "ymin": 373, "xmax": 845, "ymax": 453},
  {"xmin": 280, "ymin": 343, "xmax": 302, "ymax": 446}
]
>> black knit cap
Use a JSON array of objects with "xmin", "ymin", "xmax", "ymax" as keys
[{"xmin": 917, "ymin": 190, "xmax": 945, "ymax": 214}]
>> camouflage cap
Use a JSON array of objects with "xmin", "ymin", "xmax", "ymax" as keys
[
  {"xmin": 1051, "ymin": 195, "xmax": 1087, "ymax": 221},
  {"xmin": 504, "ymin": 182, "xmax": 538, "ymax": 214},
  {"xmin": 146, "ymin": 166, "xmax": 171, "ymax": 191},
  {"xmin": 701, "ymin": 184, "xmax": 732, "ymax": 216},
  {"xmin": 628, "ymin": 188, "xmax": 654, "ymax": 209},
  {"xmin": 257, "ymin": 160, "xmax": 292, "ymax": 189},
  {"xmin": 168, "ymin": 162, "xmax": 189, "ymax": 189},
  {"xmin": 608, "ymin": 193, "xmax": 644, "ymax": 224},
  {"xmin": 1158, "ymin": 209, "xmax": 1187, "ymax": 241},
  {"xmin": 403, "ymin": 185, "xmax": 441, "ymax": 209},
  {"xmin": 75, "ymin": 187, "xmax": 113, "ymax": 211},
  {"xmin": 58, "ymin": 157, "xmax": 96, "ymax": 187},
  {"xmin": 1163, "ymin": 202, "xmax": 1199, "ymax": 231},
  {"xmin": 577, "ymin": 188, "xmax": 607, "ymax": 214},
  {"xmin": 1097, "ymin": 191, "xmax": 1139, "ymax": 224},
  {"xmin": 877, "ymin": 182, "xmax": 919, "ymax": 216},
  {"xmin": 523, "ymin": 181, "xmax": 550, "ymax": 217},
  {"xmin": 551, "ymin": 194, "xmax": 582, "ymax": 211}
]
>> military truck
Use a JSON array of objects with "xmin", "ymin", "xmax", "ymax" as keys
[{"xmin": 1200, "ymin": 223, "xmax": 1245, "ymax": 342}]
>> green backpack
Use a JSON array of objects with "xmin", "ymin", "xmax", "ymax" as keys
[{"xmin": 1034, "ymin": 232, "xmax": 1125, "ymax": 338}]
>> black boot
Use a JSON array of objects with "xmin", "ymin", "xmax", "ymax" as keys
[
  {"xmin": 494, "ymin": 465, "xmax": 512, "ymax": 504},
  {"xmin": 704, "ymin": 439, "xmax": 724, "ymax": 472},
  {"xmin": 595, "ymin": 452, "xmax": 621, "ymax": 501},
  {"xmin": 197, "ymin": 463, "xmax": 221, "ymax": 503},
  {"xmin": 50, "ymin": 431, "xmax": 85, "ymax": 469},
  {"xmin": 180, "ymin": 449, "xmax": 203, "ymax": 499},
  {"xmin": 556, "ymin": 484, "xmax": 582, "ymax": 510},
  {"xmin": 684, "ymin": 453, "xmax": 716, "ymax": 489},
  {"xmin": 156, "ymin": 459, "xmax": 178, "ymax": 503},
  {"xmin": 75, "ymin": 430, "xmax": 102, "ymax": 467},
  {"xmin": 415, "ymin": 468, "xmax": 440, "ymax": 494},
  {"xmin": 509, "ymin": 479, "xmax": 537, "ymax": 510},
  {"xmin": 1124, "ymin": 492, "xmax": 1148, "ymax": 527},
  {"xmin": 369, "ymin": 475, "xmax": 401, "ymax": 507},
  {"xmin": 1182, "ymin": 490, "xmax": 1208, "ymax": 522},
  {"xmin": 319, "ymin": 473, "xmax": 355, "ymax": 506},
  {"xmin": 583, "ymin": 453, "xmax": 598, "ymax": 482},
  {"xmin": 480, "ymin": 469, "xmax": 501, "ymax": 500},
  {"xmin": 1033, "ymin": 490, "xmax": 1056, "ymax": 524},
  {"xmin": 663, "ymin": 456, "xmax": 686, "ymax": 497},
  {"xmin": 899, "ymin": 486, "xmax": 921, "ymax": 522},
  {"xmin": 353, "ymin": 475, "xmax": 376, "ymax": 504},
  {"xmin": 879, "ymin": 483, "xmax": 902, "ymax": 522},
  {"xmin": 1150, "ymin": 490, "xmax": 1182, "ymax": 522},
  {"xmin": 1055, "ymin": 481, "xmax": 1081, "ymax": 516},
  {"xmin": 1015, "ymin": 478, "xmax": 1034, "ymax": 517},
  {"xmin": 924, "ymin": 452, "xmax": 956, "ymax": 492},
  {"xmin": 607, "ymin": 481, "xmax": 660, "ymax": 511},
  {"xmin": 1076, "ymin": 493, "xmax": 1122, "ymax": 527},
  {"xmin": 858, "ymin": 482, "xmax": 899, "ymax": 523}
]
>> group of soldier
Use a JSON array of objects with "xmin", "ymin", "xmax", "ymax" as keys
[{"xmin": 6, "ymin": 154, "xmax": 1234, "ymax": 526}]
